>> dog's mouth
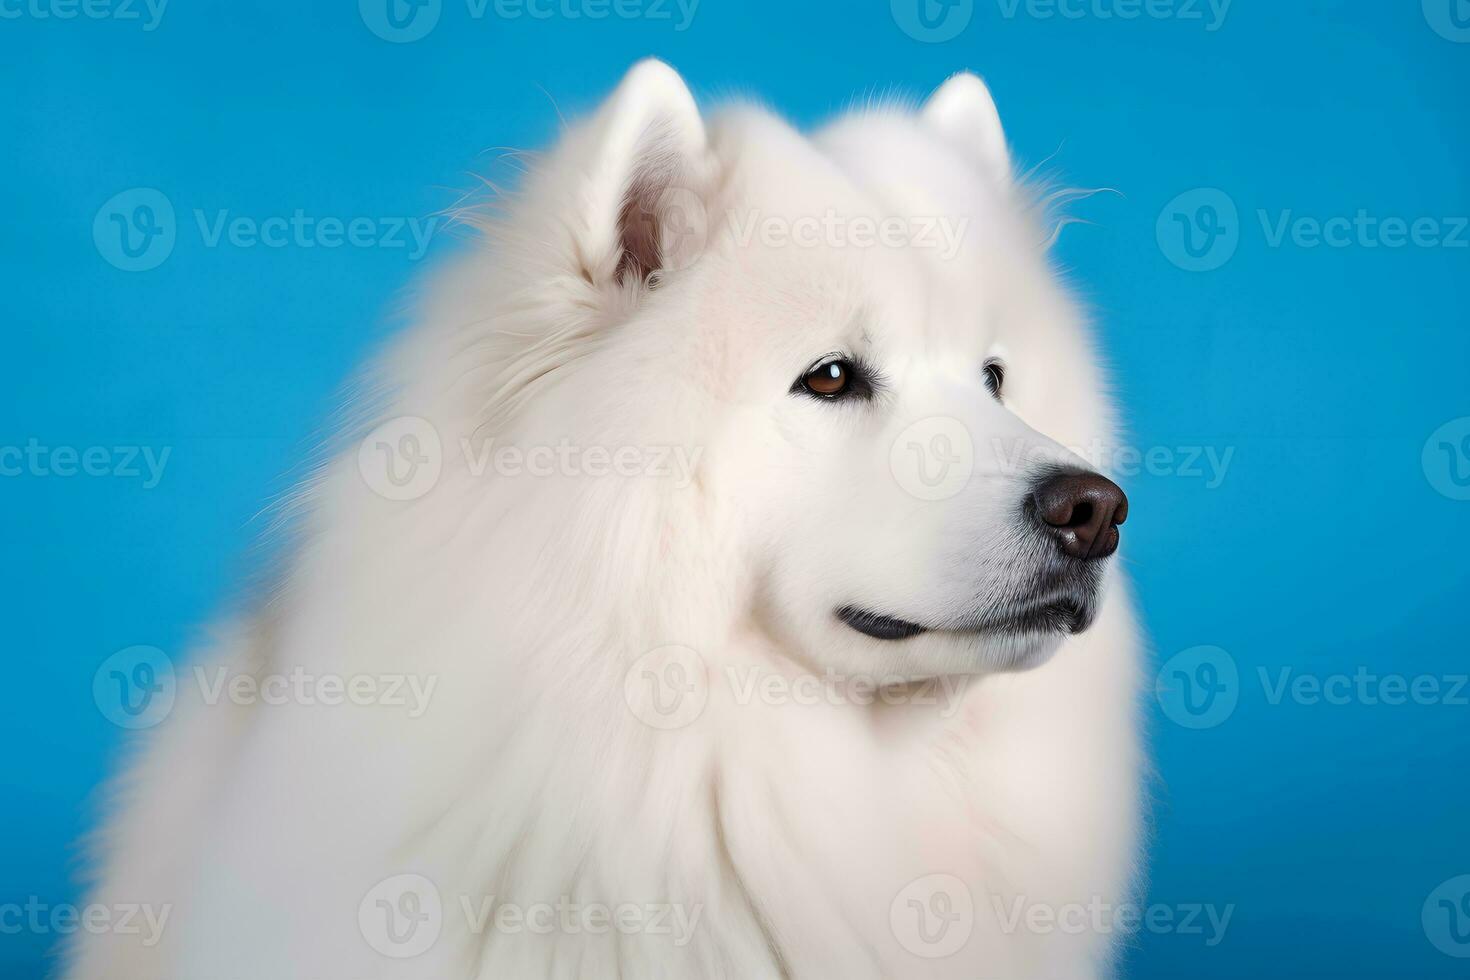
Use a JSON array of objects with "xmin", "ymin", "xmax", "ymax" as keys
[{"xmin": 836, "ymin": 596, "xmax": 1094, "ymax": 642}]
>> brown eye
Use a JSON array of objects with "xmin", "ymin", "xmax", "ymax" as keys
[
  {"xmin": 983, "ymin": 358, "xmax": 1006, "ymax": 400},
  {"xmin": 804, "ymin": 360, "xmax": 850, "ymax": 397},
  {"xmin": 790, "ymin": 354, "xmax": 881, "ymax": 402}
]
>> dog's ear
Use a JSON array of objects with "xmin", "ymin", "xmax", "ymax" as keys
[
  {"xmin": 566, "ymin": 59, "xmax": 713, "ymax": 289},
  {"xmin": 922, "ymin": 72, "xmax": 1010, "ymax": 186}
]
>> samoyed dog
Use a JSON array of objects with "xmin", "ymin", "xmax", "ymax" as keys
[{"xmin": 70, "ymin": 60, "xmax": 1142, "ymax": 979}]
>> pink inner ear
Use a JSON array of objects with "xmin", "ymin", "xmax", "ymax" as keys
[
  {"xmin": 613, "ymin": 122, "xmax": 690, "ymax": 287},
  {"xmin": 615, "ymin": 167, "xmax": 665, "ymax": 286}
]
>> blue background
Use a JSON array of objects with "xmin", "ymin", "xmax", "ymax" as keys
[{"xmin": 3, "ymin": 1, "xmax": 1468, "ymax": 975}]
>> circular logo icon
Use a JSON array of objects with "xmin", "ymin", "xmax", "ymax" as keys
[
  {"xmin": 1423, "ymin": 417, "xmax": 1470, "ymax": 501},
  {"xmin": 357, "ymin": 416, "xmax": 443, "ymax": 501},
  {"xmin": 1156, "ymin": 188, "xmax": 1239, "ymax": 272},
  {"xmin": 358, "ymin": 873, "xmax": 443, "ymax": 958},
  {"xmin": 890, "ymin": 873, "xmax": 974, "ymax": 958},
  {"xmin": 94, "ymin": 188, "xmax": 176, "ymax": 272},
  {"xmin": 93, "ymin": 645, "xmax": 176, "ymax": 729},
  {"xmin": 359, "ymin": 0, "xmax": 442, "ymax": 42},
  {"xmin": 1423, "ymin": 875, "xmax": 1470, "ymax": 958},
  {"xmin": 1155, "ymin": 645, "xmax": 1239, "ymax": 729},
  {"xmin": 655, "ymin": 186, "xmax": 710, "ymax": 274},
  {"xmin": 623, "ymin": 645, "xmax": 709, "ymax": 730},
  {"xmin": 1424, "ymin": 0, "xmax": 1470, "ymax": 42},
  {"xmin": 890, "ymin": 417, "xmax": 974, "ymax": 501},
  {"xmin": 891, "ymin": 0, "xmax": 974, "ymax": 42}
]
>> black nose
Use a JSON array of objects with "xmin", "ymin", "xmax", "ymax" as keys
[{"xmin": 1030, "ymin": 471, "xmax": 1129, "ymax": 561}]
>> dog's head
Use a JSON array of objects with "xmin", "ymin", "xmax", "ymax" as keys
[{"xmin": 480, "ymin": 61, "xmax": 1127, "ymax": 677}]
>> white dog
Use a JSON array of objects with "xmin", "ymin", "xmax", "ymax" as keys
[{"xmin": 69, "ymin": 60, "xmax": 1143, "ymax": 979}]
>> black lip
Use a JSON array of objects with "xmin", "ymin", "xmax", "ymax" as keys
[
  {"xmin": 986, "ymin": 597, "xmax": 1093, "ymax": 635},
  {"xmin": 837, "ymin": 598, "xmax": 1095, "ymax": 642},
  {"xmin": 836, "ymin": 607, "xmax": 928, "ymax": 640}
]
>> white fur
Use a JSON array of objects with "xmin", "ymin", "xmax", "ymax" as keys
[{"xmin": 69, "ymin": 61, "xmax": 1143, "ymax": 979}]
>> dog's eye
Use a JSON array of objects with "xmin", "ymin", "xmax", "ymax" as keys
[
  {"xmin": 791, "ymin": 355, "xmax": 881, "ymax": 402},
  {"xmin": 983, "ymin": 358, "xmax": 1006, "ymax": 401},
  {"xmin": 804, "ymin": 360, "xmax": 850, "ymax": 397}
]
